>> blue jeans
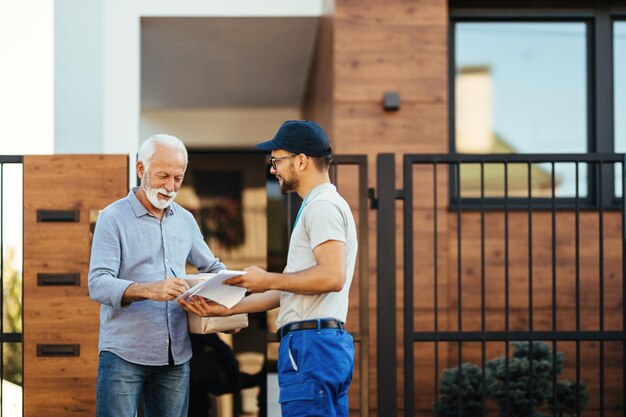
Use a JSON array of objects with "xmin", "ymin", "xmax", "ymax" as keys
[
  {"xmin": 96, "ymin": 351, "xmax": 190, "ymax": 417},
  {"xmin": 277, "ymin": 327, "xmax": 354, "ymax": 417}
]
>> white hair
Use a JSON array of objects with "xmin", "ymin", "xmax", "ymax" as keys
[{"xmin": 138, "ymin": 134, "xmax": 188, "ymax": 170}]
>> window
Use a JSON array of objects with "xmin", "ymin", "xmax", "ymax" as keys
[
  {"xmin": 455, "ymin": 22, "xmax": 587, "ymax": 198},
  {"xmin": 451, "ymin": 5, "xmax": 626, "ymax": 204}
]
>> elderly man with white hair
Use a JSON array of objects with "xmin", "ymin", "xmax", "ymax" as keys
[{"xmin": 88, "ymin": 134, "xmax": 225, "ymax": 417}]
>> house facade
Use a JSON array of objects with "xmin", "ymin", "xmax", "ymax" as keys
[{"xmin": 2, "ymin": 0, "xmax": 626, "ymax": 416}]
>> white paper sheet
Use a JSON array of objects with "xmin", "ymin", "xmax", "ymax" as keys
[{"xmin": 175, "ymin": 270, "xmax": 247, "ymax": 308}]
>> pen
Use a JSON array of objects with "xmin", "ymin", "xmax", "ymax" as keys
[{"xmin": 170, "ymin": 268, "xmax": 189, "ymax": 301}]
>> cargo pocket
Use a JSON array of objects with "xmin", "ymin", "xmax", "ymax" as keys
[{"xmin": 279, "ymin": 382, "xmax": 324, "ymax": 416}]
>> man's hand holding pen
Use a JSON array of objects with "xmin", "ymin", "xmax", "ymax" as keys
[
  {"xmin": 123, "ymin": 276, "xmax": 189, "ymax": 304},
  {"xmin": 149, "ymin": 277, "xmax": 190, "ymax": 301}
]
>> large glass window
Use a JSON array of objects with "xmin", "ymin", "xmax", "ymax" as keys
[{"xmin": 454, "ymin": 22, "xmax": 588, "ymax": 198}]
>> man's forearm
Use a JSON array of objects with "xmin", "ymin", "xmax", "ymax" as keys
[
  {"xmin": 122, "ymin": 277, "xmax": 190, "ymax": 304},
  {"xmin": 267, "ymin": 265, "xmax": 345, "ymax": 295},
  {"xmin": 228, "ymin": 291, "xmax": 281, "ymax": 315},
  {"xmin": 121, "ymin": 283, "xmax": 152, "ymax": 304}
]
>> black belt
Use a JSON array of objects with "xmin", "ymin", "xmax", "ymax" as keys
[{"xmin": 276, "ymin": 319, "xmax": 344, "ymax": 341}]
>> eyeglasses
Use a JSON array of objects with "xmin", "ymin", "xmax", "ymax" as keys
[{"xmin": 269, "ymin": 154, "xmax": 298, "ymax": 170}]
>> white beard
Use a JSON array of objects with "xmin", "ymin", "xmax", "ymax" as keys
[{"xmin": 141, "ymin": 176, "xmax": 177, "ymax": 210}]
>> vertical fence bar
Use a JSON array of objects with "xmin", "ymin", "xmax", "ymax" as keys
[
  {"xmin": 528, "ymin": 162, "xmax": 534, "ymax": 415},
  {"xmin": 504, "ymin": 163, "xmax": 510, "ymax": 417},
  {"xmin": 480, "ymin": 162, "xmax": 486, "ymax": 416},
  {"xmin": 551, "ymin": 161, "xmax": 557, "ymax": 417},
  {"xmin": 433, "ymin": 162, "xmax": 440, "ymax": 416},
  {"xmin": 599, "ymin": 162, "xmax": 605, "ymax": 417},
  {"xmin": 455, "ymin": 162, "xmax": 463, "ymax": 416},
  {"xmin": 376, "ymin": 154, "xmax": 396, "ymax": 416},
  {"xmin": 575, "ymin": 162, "xmax": 581, "ymax": 417},
  {"xmin": 333, "ymin": 155, "xmax": 372, "ymax": 417},
  {"xmin": 504, "ymin": 163, "xmax": 509, "ymax": 326},
  {"xmin": 357, "ymin": 157, "xmax": 370, "ymax": 417},
  {"xmin": 622, "ymin": 157, "xmax": 626, "ymax": 415},
  {"xmin": 403, "ymin": 156, "xmax": 414, "ymax": 417}
]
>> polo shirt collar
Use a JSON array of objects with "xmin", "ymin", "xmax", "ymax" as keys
[{"xmin": 305, "ymin": 182, "xmax": 336, "ymax": 204}]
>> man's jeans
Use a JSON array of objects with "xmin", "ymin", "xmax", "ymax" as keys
[{"xmin": 96, "ymin": 351, "xmax": 190, "ymax": 417}]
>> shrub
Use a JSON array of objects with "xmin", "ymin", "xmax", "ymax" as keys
[
  {"xmin": 435, "ymin": 342, "xmax": 589, "ymax": 417},
  {"xmin": 435, "ymin": 363, "xmax": 485, "ymax": 417}
]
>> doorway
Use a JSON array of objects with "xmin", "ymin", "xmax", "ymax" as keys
[
  {"xmin": 179, "ymin": 151, "xmax": 276, "ymax": 417},
  {"xmin": 139, "ymin": 14, "xmax": 330, "ymax": 417}
]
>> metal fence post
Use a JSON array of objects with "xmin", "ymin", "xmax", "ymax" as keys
[{"xmin": 376, "ymin": 153, "xmax": 396, "ymax": 415}]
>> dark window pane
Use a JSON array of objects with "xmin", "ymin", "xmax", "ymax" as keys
[{"xmin": 455, "ymin": 22, "xmax": 587, "ymax": 197}]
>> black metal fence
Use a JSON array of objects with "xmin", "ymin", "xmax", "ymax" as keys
[
  {"xmin": 285, "ymin": 154, "xmax": 371, "ymax": 416},
  {"xmin": 377, "ymin": 153, "xmax": 626, "ymax": 416},
  {"xmin": 331, "ymin": 155, "xmax": 371, "ymax": 417}
]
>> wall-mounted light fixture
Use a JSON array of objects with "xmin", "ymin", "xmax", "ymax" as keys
[{"xmin": 383, "ymin": 92, "xmax": 400, "ymax": 111}]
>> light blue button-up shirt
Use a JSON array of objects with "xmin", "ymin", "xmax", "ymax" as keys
[{"xmin": 88, "ymin": 188, "xmax": 225, "ymax": 366}]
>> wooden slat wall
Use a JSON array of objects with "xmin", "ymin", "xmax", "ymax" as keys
[
  {"xmin": 330, "ymin": 1, "xmax": 623, "ymax": 416},
  {"xmin": 303, "ymin": 4, "xmax": 334, "ymax": 135},
  {"xmin": 23, "ymin": 155, "xmax": 128, "ymax": 417},
  {"xmin": 331, "ymin": 1, "xmax": 449, "ymax": 415}
]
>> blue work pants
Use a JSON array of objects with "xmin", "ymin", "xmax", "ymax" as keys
[{"xmin": 278, "ymin": 327, "xmax": 354, "ymax": 416}]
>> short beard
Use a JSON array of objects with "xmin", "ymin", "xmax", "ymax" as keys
[
  {"xmin": 141, "ymin": 172, "xmax": 177, "ymax": 210},
  {"xmin": 280, "ymin": 166, "xmax": 298, "ymax": 195}
]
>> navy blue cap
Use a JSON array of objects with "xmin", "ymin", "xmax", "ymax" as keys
[{"xmin": 256, "ymin": 120, "xmax": 332, "ymax": 157}]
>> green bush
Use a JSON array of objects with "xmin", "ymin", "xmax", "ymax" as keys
[
  {"xmin": 555, "ymin": 380, "xmax": 589, "ymax": 417},
  {"xmin": 486, "ymin": 342, "xmax": 563, "ymax": 417},
  {"xmin": 435, "ymin": 363, "xmax": 485, "ymax": 417},
  {"xmin": 435, "ymin": 342, "xmax": 588, "ymax": 417}
]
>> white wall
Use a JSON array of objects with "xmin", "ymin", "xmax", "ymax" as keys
[
  {"xmin": 52, "ymin": 0, "xmax": 325, "ymax": 184},
  {"xmin": 54, "ymin": 0, "xmax": 103, "ymax": 153},
  {"xmin": 102, "ymin": 0, "xmax": 324, "ymax": 183},
  {"xmin": 141, "ymin": 108, "xmax": 300, "ymax": 149},
  {"xmin": 0, "ymin": 0, "xmax": 53, "ymax": 155}
]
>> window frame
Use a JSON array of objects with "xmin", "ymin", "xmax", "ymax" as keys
[
  {"xmin": 0, "ymin": 156, "xmax": 24, "ymax": 412},
  {"xmin": 448, "ymin": 3, "xmax": 626, "ymax": 209}
]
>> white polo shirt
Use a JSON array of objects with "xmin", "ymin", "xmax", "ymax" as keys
[{"xmin": 276, "ymin": 182, "xmax": 358, "ymax": 328}]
